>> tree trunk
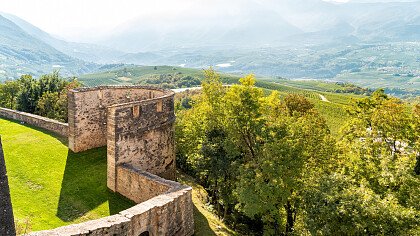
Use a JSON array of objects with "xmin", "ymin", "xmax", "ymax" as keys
[
  {"xmin": 415, "ymin": 154, "xmax": 420, "ymax": 175},
  {"xmin": 285, "ymin": 201, "xmax": 295, "ymax": 235}
]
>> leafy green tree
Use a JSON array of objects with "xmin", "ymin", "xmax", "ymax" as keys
[
  {"xmin": 303, "ymin": 173, "xmax": 418, "ymax": 235},
  {"xmin": 176, "ymin": 72, "xmax": 419, "ymax": 235},
  {"xmin": 0, "ymin": 80, "xmax": 20, "ymax": 109},
  {"xmin": 36, "ymin": 91, "xmax": 61, "ymax": 120},
  {"xmin": 303, "ymin": 90, "xmax": 420, "ymax": 235},
  {"xmin": 13, "ymin": 72, "xmax": 81, "ymax": 121},
  {"xmin": 224, "ymin": 75, "xmax": 265, "ymax": 161},
  {"xmin": 236, "ymin": 97, "xmax": 335, "ymax": 235},
  {"xmin": 284, "ymin": 93, "xmax": 314, "ymax": 116},
  {"xmin": 176, "ymin": 69, "xmax": 238, "ymax": 216},
  {"xmin": 16, "ymin": 75, "xmax": 39, "ymax": 113},
  {"xmin": 38, "ymin": 71, "xmax": 66, "ymax": 97}
]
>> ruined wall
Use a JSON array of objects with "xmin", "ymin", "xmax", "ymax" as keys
[
  {"xmin": 0, "ymin": 108, "xmax": 68, "ymax": 137},
  {"xmin": 107, "ymin": 92, "xmax": 176, "ymax": 190},
  {"xmin": 68, "ymin": 86, "xmax": 166, "ymax": 153},
  {"xmin": 28, "ymin": 169, "xmax": 194, "ymax": 236}
]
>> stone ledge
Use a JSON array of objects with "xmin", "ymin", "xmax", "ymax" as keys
[
  {"xmin": 0, "ymin": 108, "xmax": 68, "ymax": 137},
  {"xmin": 70, "ymin": 85, "xmax": 174, "ymax": 96}
]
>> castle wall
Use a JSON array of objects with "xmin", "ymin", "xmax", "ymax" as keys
[
  {"xmin": 107, "ymin": 93, "xmax": 176, "ymax": 190},
  {"xmin": 0, "ymin": 107, "xmax": 68, "ymax": 137},
  {"xmin": 67, "ymin": 86, "xmax": 166, "ymax": 153},
  {"xmin": 115, "ymin": 164, "xmax": 173, "ymax": 204},
  {"xmin": 28, "ymin": 169, "xmax": 194, "ymax": 236},
  {"xmin": 7, "ymin": 85, "xmax": 193, "ymax": 236}
]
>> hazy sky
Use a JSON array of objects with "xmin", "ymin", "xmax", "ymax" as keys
[
  {"xmin": 0, "ymin": 0, "xmax": 417, "ymax": 41},
  {"xmin": 0, "ymin": 0, "xmax": 196, "ymax": 40}
]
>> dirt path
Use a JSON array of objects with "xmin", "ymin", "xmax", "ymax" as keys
[{"xmin": 319, "ymin": 94, "xmax": 330, "ymax": 102}]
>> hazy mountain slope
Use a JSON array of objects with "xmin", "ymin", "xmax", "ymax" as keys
[
  {"xmin": 340, "ymin": 2, "xmax": 420, "ymax": 41},
  {"xmin": 1, "ymin": 13, "xmax": 124, "ymax": 63},
  {"xmin": 100, "ymin": 1, "xmax": 302, "ymax": 52},
  {"xmin": 99, "ymin": 0, "xmax": 419, "ymax": 53},
  {"xmin": 0, "ymin": 15, "xmax": 95, "ymax": 81}
]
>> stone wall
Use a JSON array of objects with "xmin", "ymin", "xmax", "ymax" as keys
[
  {"xmin": 115, "ymin": 164, "xmax": 173, "ymax": 204},
  {"xmin": 107, "ymin": 93, "xmax": 176, "ymax": 191},
  {"xmin": 28, "ymin": 167, "xmax": 194, "ymax": 236},
  {"xmin": 0, "ymin": 108, "xmax": 68, "ymax": 137},
  {"xmin": 5, "ymin": 85, "xmax": 193, "ymax": 236},
  {"xmin": 68, "ymin": 86, "xmax": 167, "ymax": 153}
]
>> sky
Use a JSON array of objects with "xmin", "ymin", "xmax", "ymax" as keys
[
  {"xmin": 0, "ymin": 0, "xmax": 195, "ymax": 41},
  {"xmin": 0, "ymin": 0, "xmax": 417, "ymax": 42}
]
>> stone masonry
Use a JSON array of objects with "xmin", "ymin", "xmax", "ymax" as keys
[
  {"xmin": 67, "ymin": 86, "xmax": 176, "ymax": 185},
  {"xmin": 0, "ymin": 85, "xmax": 193, "ymax": 236}
]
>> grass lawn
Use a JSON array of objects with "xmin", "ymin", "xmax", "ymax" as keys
[
  {"xmin": 0, "ymin": 117, "xmax": 236, "ymax": 235},
  {"xmin": 0, "ymin": 118, "xmax": 135, "ymax": 233}
]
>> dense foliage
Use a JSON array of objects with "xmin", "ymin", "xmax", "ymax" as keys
[
  {"xmin": 0, "ymin": 71, "xmax": 81, "ymax": 122},
  {"xmin": 176, "ymin": 69, "xmax": 419, "ymax": 235}
]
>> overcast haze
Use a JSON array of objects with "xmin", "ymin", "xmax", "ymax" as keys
[{"xmin": 0, "ymin": 0, "xmax": 418, "ymax": 43}]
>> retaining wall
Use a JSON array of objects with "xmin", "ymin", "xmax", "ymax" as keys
[{"xmin": 0, "ymin": 108, "xmax": 68, "ymax": 137}]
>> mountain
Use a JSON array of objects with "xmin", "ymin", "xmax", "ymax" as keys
[
  {"xmin": 0, "ymin": 14, "xmax": 98, "ymax": 81},
  {"xmin": 1, "ymin": 13, "xmax": 124, "ymax": 63},
  {"xmin": 96, "ymin": 0, "xmax": 420, "ymax": 53},
  {"xmin": 100, "ymin": 1, "xmax": 302, "ymax": 52}
]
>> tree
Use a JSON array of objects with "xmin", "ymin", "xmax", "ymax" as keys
[
  {"xmin": 176, "ymin": 72, "xmax": 419, "ymax": 235},
  {"xmin": 303, "ymin": 90, "xmax": 420, "ymax": 235},
  {"xmin": 284, "ymin": 93, "xmax": 314, "ymax": 116},
  {"xmin": 36, "ymin": 91, "xmax": 61, "ymax": 120},
  {"xmin": 236, "ymin": 100, "xmax": 335, "ymax": 235},
  {"xmin": 224, "ymin": 74, "xmax": 265, "ymax": 161},
  {"xmin": 16, "ymin": 75, "xmax": 39, "ymax": 113},
  {"xmin": 176, "ymin": 69, "xmax": 239, "ymax": 218},
  {"xmin": 0, "ymin": 80, "xmax": 19, "ymax": 109},
  {"xmin": 38, "ymin": 71, "xmax": 66, "ymax": 97},
  {"xmin": 13, "ymin": 72, "xmax": 81, "ymax": 121}
]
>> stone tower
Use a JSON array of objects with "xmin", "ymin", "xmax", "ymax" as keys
[{"xmin": 0, "ymin": 136, "xmax": 16, "ymax": 236}]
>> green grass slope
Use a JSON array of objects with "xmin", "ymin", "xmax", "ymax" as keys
[
  {"xmin": 0, "ymin": 118, "xmax": 135, "ymax": 233},
  {"xmin": 0, "ymin": 117, "xmax": 235, "ymax": 235},
  {"xmin": 78, "ymin": 65, "xmax": 238, "ymax": 87}
]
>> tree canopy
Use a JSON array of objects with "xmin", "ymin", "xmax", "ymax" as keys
[{"xmin": 176, "ymin": 69, "xmax": 420, "ymax": 235}]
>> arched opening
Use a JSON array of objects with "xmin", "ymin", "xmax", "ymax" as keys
[{"xmin": 139, "ymin": 231, "xmax": 150, "ymax": 236}]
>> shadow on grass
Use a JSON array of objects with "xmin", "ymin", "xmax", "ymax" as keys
[
  {"xmin": 193, "ymin": 204, "xmax": 217, "ymax": 236},
  {"xmin": 56, "ymin": 148, "xmax": 135, "ymax": 222}
]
